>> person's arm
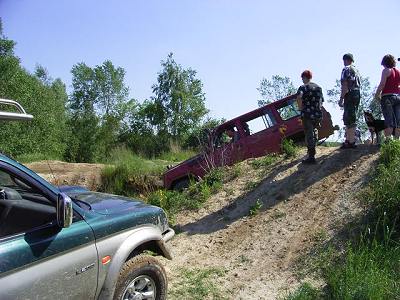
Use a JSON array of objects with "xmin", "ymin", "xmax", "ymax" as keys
[
  {"xmin": 296, "ymin": 87, "xmax": 303, "ymax": 110},
  {"xmin": 339, "ymin": 68, "xmax": 348, "ymax": 107},
  {"xmin": 296, "ymin": 93, "xmax": 302, "ymax": 110},
  {"xmin": 375, "ymin": 68, "xmax": 391, "ymax": 100}
]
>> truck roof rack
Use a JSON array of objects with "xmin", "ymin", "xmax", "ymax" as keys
[{"xmin": 0, "ymin": 99, "xmax": 33, "ymax": 121}]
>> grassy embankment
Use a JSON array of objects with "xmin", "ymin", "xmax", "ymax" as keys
[{"xmin": 287, "ymin": 140, "xmax": 400, "ymax": 300}]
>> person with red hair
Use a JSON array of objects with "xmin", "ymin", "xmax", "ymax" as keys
[{"xmin": 296, "ymin": 70, "xmax": 324, "ymax": 164}]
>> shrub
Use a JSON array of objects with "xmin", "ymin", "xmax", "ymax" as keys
[{"xmin": 281, "ymin": 138, "xmax": 298, "ymax": 158}]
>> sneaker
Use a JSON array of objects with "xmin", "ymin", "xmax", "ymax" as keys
[{"xmin": 302, "ymin": 157, "xmax": 317, "ymax": 164}]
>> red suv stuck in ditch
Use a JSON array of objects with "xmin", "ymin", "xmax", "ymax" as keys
[{"xmin": 164, "ymin": 95, "xmax": 336, "ymax": 190}]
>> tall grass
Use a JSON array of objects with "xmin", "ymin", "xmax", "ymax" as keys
[
  {"xmin": 323, "ymin": 140, "xmax": 400, "ymax": 298},
  {"xmin": 101, "ymin": 147, "xmax": 169, "ymax": 196},
  {"xmin": 325, "ymin": 242, "xmax": 400, "ymax": 299}
]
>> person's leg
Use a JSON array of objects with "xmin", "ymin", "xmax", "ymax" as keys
[
  {"xmin": 381, "ymin": 96, "xmax": 395, "ymax": 140},
  {"xmin": 392, "ymin": 95, "xmax": 400, "ymax": 139},
  {"xmin": 342, "ymin": 91, "xmax": 359, "ymax": 147},
  {"xmin": 302, "ymin": 118, "xmax": 316, "ymax": 164}
]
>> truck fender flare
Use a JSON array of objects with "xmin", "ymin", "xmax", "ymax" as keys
[{"xmin": 98, "ymin": 226, "xmax": 165, "ymax": 300}]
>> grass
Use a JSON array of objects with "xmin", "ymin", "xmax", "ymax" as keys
[
  {"xmin": 249, "ymin": 199, "xmax": 263, "ymax": 216},
  {"xmin": 245, "ymin": 180, "xmax": 258, "ymax": 191},
  {"xmin": 101, "ymin": 147, "xmax": 169, "ymax": 196},
  {"xmin": 168, "ymin": 267, "xmax": 228, "ymax": 300},
  {"xmin": 290, "ymin": 140, "xmax": 400, "ymax": 299},
  {"xmin": 250, "ymin": 154, "xmax": 278, "ymax": 169},
  {"xmin": 281, "ymin": 138, "xmax": 299, "ymax": 158},
  {"xmin": 325, "ymin": 242, "xmax": 400, "ymax": 299},
  {"xmin": 147, "ymin": 167, "xmax": 227, "ymax": 220},
  {"xmin": 284, "ymin": 283, "xmax": 321, "ymax": 300}
]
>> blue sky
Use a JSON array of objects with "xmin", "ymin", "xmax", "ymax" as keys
[{"xmin": 1, "ymin": 0, "xmax": 399, "ymax": 130}]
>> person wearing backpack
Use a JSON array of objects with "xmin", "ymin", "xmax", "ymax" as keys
[
  {"xmin": 374, "ymin": 54, "xmax": 400, "ymax": 141},
  {"xmin": 338, "ymin": 53, "xmax": 361, "ymax": 149},
  {"xmin": 296, "ymin": 70, "xmax": 324, "ymax": 164}
]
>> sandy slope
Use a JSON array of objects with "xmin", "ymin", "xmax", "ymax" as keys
[{"xmin": 163, "ymin": 145, "xmax": 379, "ymax": 299}]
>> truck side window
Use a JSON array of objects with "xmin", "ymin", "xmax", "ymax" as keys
[
  {"xmin": 244, "ymin": 109, "xmax": 277, "ymax": 135},
  {"xmin": 0, "ymin": 169, "xmax": 55, "ymax": 238},
  {"xmin": 277, "ymin": 99, "xmax": 300, "ymax": 120}
]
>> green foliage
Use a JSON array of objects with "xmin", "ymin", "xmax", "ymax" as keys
[
  {"xmin": 257, "ymin": 75, "xmax": 296, "ymax": 105},
  {"xmin": 169, "ymin": 267, "xmax": 228, "ymax": 300},
  {"xmin": 147, "ymin": 53, "xmax": 209, "ymax": 139},
  {"xmin": 249, "ymin": 199, "xmax": 263, "ymax": 216},
  {"xmin": 284, "ymin": 283, "xmax": 321, "ymax": 300},
  {"xmin": 281, "ymin": 138, "xmax": 298, "ymax": 158},
  {"xmin": 0, "ymin": 31, "xmax": 68, "ymax": 159},
  {"xmin": 320, "ymin": 140, "xmax": 400, "ymax": 299},
  {"xmin": 325, "ymin": 242, "xmax": 400, "ymax": 300},
  {"xmin": 67, "ymin": 60, "xmax": 131, "ymax": 162},
  {"xmin": 147, "ymin": 166, "xmax": 227, "ymax": 217},
  {"xmin": 158, "ymin": 148, "xmax": 197, "ymax": 162},
  {"xmin": 362, "ymin": 140, "xmax": 400, "ymax": 223},
  {"xmin": 245, "ymin": 181, "xmax": 258, "ymax": 191},
  {"xmin": 250, "ymin": 154, "xmax": 278, "ymax": 169},
  {"xmin": 100, "ymin": 147, "xmax": 168, "ymax": 196}
]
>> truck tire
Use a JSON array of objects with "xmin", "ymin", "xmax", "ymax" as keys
[
  {"xmin": 113, "ymin": 254, "xmax": 167, "ymax": 300},
  {"xmin": 172, "ymin": 178, "xmax": 190, "ymax": 191}
]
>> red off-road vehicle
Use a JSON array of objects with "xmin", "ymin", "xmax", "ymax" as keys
[{"xmin": 164, "ymin": 95, "xmax": 336, "ymax": 190}]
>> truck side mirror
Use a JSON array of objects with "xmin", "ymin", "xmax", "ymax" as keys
[{"xmin": 57, "ymin": 193, "xmax": 73, "ymax": 228}]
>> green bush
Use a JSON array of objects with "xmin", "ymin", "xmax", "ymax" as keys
[{"xmin": 281, "ymin": 138, "xmax": 298, "ymax": 158}]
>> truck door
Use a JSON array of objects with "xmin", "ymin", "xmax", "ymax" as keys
[
  {"xmin": 241, "ymin": 108, "xmax": 282, "ymax": 157},
  {"xmin": 0, "ymin": 165, "xmax": 98, "ymax": 300}
]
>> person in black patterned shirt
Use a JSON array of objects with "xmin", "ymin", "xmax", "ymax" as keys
[{"xmin": 296, "ymin": 70, "xmax": 324, "ymax": 164}]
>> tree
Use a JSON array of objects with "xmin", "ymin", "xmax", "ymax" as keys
[
  {"xmin": 0, "ymin": 23, "xmax": 68, "ymax": 159},
  {"xmin": 257, "ymin": 75, "xmax": 297, "ymax": 106},
  {"xmin": 147, "ymin": 53, "xmax": 209, "ymax": 140},
  {"xmin": 67, "ymin": 61, "xmax": 131, "ymax": 162},
  {"xmin": 327, "ymin": 76, "xmax": 379, "ymax": 139}
]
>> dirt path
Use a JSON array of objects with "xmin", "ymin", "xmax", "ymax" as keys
[{"xmin": 163, "ymin": 145, "xmax": 379, "ymax": 299}]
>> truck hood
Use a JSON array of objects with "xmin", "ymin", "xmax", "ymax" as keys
[{"xmin": 66, "ymin": 190, "xmax": 151, "ymax": 215}]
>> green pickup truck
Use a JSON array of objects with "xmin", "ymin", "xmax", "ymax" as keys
[{"xmin": 0, "ymin": 99, "xmax": 174, "ymax": 300}]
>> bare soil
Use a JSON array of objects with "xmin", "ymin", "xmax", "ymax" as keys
[{"xmin": 27, "ymin": 145, "xmax": 380, "ymax": 299}]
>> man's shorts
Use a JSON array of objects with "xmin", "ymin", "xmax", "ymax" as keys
[
  {"xmin": 381, "ymin": 94, "xmax": 400, "ymax": 128},
  {"xmin": 343, "ymin": 89, "xmax": 360, "ymax": 128}
]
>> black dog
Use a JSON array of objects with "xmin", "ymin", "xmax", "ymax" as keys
[{"xmin": 364, "ymin": 111, "xmax": 386, "ymax": 144}]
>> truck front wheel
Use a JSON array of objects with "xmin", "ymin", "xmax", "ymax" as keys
[{"xmin": 114, "ymin": 254, "xmax": 167, "ymax": 300}]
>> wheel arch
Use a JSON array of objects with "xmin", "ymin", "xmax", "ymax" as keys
[{"xmin": 97, "ymin": 226, "xmax": 171, "ymax": 300}]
